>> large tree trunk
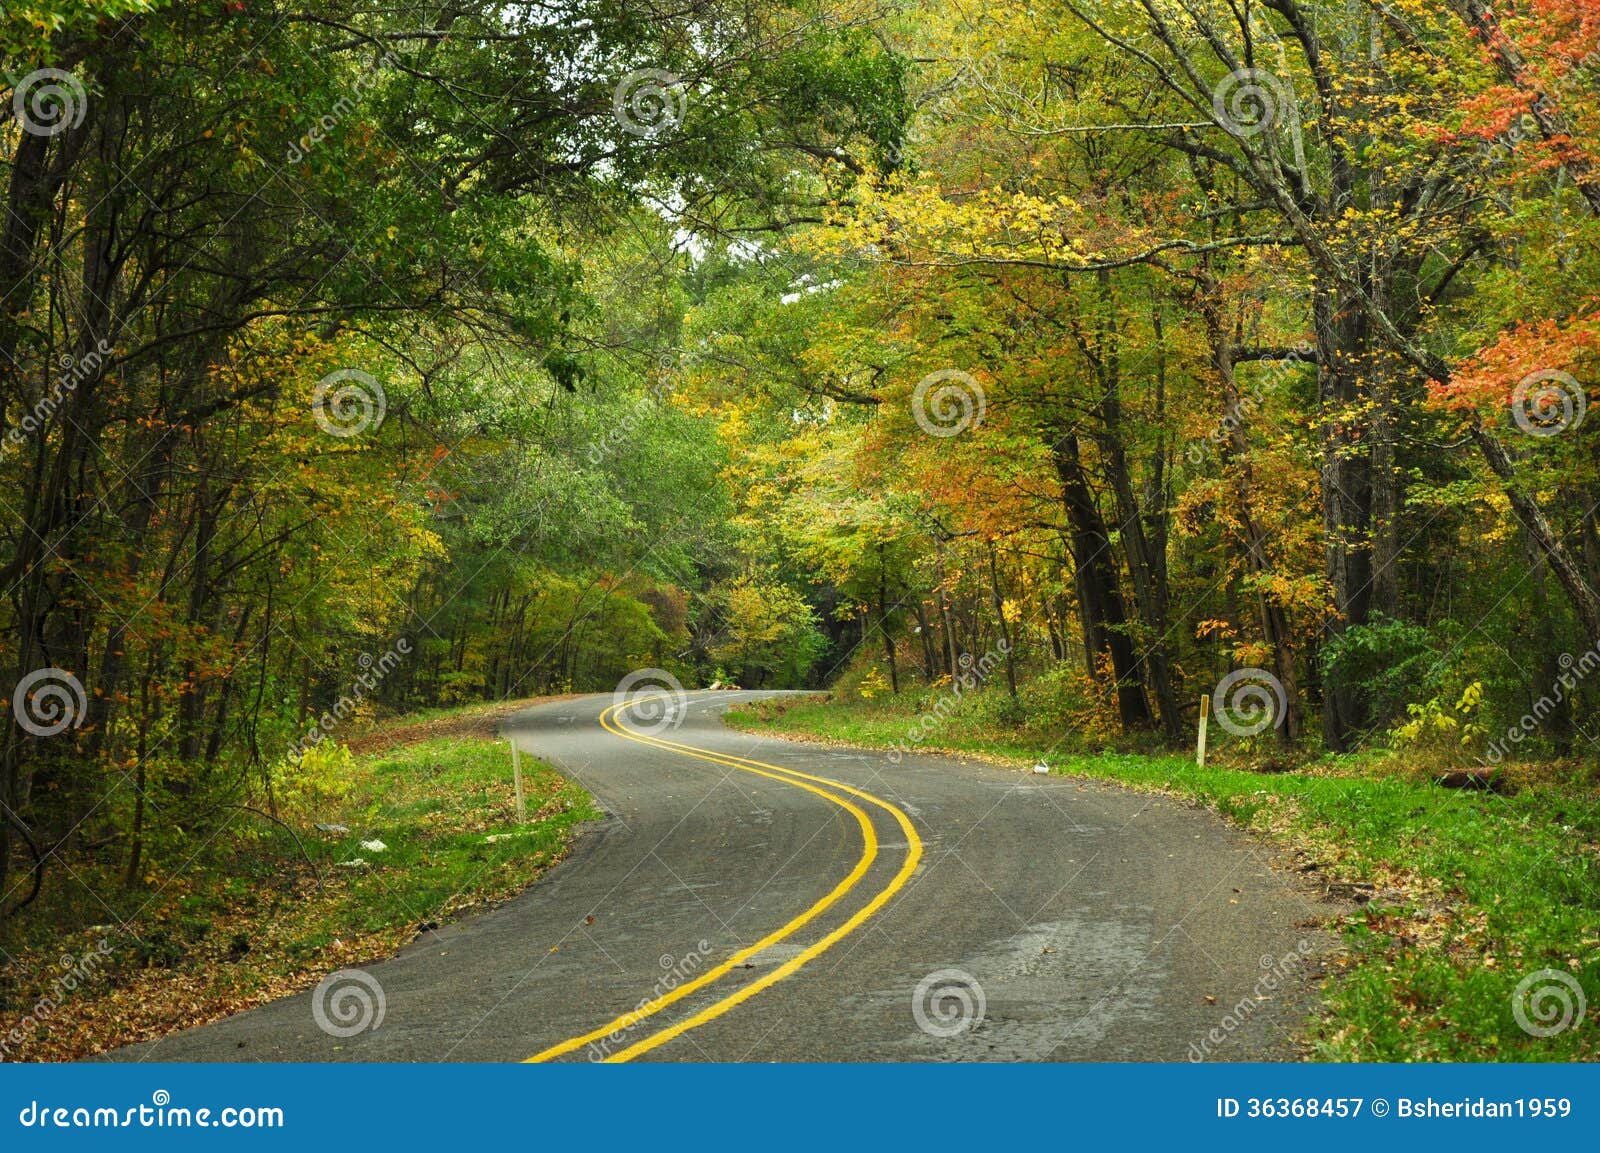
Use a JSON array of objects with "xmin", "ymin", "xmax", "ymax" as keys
[
  {"xmin": 1314, "ymin": 282, "xmax": 1374, "ymax": 749},
  {"xmin": 1204, "ymin": 289, "xmax": 1306, "ymax": 745},
  {"xmin": 1099, "ymin": 409, "xmax": 1181, "ymax": 741},
  {"xmin": 1051, "ymin": 432, "xmax": 1153, "ymax": 730}
]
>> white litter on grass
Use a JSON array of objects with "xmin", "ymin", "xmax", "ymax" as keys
[
  {"xmin": 336, "ymin": 858, "xmax": 368, "ymax": 868},
  {"xmin": 1032, "ymin": 762, "xmax": 1050, "ymax": 775},
  {"xmin": 484, "ymin": 830, "xmax": 538, "ymax": 844},
  {"xmin": 360, "ymin": 839, "xmax": 388, "ymax": 853}
]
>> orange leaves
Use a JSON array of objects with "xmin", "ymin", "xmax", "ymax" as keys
[
  {"xmin": 1446, "ymin": 0, "xmax": 1600, "ymax": 173},
  {"xmin": 1454, "ymin": 87, "xmax": 1539, "ymax": 142},
  {"xmin": 1434, "ymin": 310, "xmax": 1600, "ymax": 411},
  {"xmin": 1502, "ymin": 0, "xmax": 1600, "ymax": 67}
]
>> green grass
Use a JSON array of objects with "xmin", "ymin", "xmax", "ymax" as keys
[
  {"xmin": 0, "ymin": 726, "xmax": 596, "ymax": 1060},
  {"xmin": 728, "ymin": 692, "xmax": 1600, "ymax": 1061},
  {"xmin": 296, "ymin": 734, "xmax": 598, "ymax": 940}
]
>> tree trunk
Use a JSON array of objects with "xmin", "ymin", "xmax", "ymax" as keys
[
  {"xmin": 912, "ymin": 597, "xmax": 938, "ymax": 680},
  {"xmin": 1204, "ymin": 291, "xmax": 1306, "ymax": 744},
  {"xmin": 936, "ymin": 541, "xmax": 960, "ymax": 675},
  {"xmin": 1314, "ymin": 281, "xmax": 1374, "ymax": 749},
  {"xmin": 1051, "ymin": 432, "xmax": 1153, "ymax": 730},
  {"xmin": 986, "ymin": 541, "xmax": 1019, "ymax": 700},
  {"xmin": 877, "ymin": 548, "xmax": 900, "ymax": 694}
]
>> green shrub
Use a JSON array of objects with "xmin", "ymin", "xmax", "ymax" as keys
[{"xmin": 272, "ymin": 740, "xmax": 354, "ymax": 818}]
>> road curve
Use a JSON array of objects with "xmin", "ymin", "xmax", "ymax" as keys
[{"xmin": 112, "ymin": 691, "xmax": 1335, "ymax": 1062}]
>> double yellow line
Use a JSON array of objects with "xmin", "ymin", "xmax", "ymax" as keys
[{"xmin": 525, "ymin": 697, "xmax": 922, "ymax": 1063}]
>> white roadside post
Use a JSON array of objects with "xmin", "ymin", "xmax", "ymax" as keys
[
  {"xmin": 511, "ymin": 740, "xmax": 527, "ymax": 823},
  {"xmin": 1196, "ymin": 694, "xmax": 1209, "ymax": 768}
]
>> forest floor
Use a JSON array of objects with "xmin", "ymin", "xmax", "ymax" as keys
[
  {"xmin": 726, "ymin": 693, "xmax": 1600, "ymax": 1062},
  {"xmin": 0, "ymin": 697, "xmax": 595, "ymax": 1061}
]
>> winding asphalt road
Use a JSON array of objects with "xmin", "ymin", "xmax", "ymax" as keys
[{"xmin": 114, "ymin": 691, "xmax": 1336, "ymax": 1062}]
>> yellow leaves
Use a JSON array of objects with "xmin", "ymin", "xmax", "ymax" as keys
[
  {"xmin": 857, "ymin": 667, "xmax": 891, "ymax": 699},
  {"xmin": 1392, "ymin": 682, "xmax": 1486, "ymax": 752},
  {"xmin": 1232, "ymin": 640, "xmax": 1275, "ymax": 668},
  {"xmin": 807, "ymin": 176, "xmax": 1124, "ymax": 272}
]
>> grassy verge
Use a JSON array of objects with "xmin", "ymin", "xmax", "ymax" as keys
[
  {"xmin": 1, "ymin": 712, "xmax": 595, "ymax": 1060},
  {"xmin": 728, "ymin": 693, "xmax": 1600, "ymax": 1061}
]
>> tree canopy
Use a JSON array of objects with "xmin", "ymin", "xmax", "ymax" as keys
[{"xmin": 5, "ymin": 0, "xmax": 1600, "ymax": 929}]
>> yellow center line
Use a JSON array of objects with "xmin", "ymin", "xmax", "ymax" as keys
[
  {"xmin": 524, "ymin": 697, "xmax": 923, "ymax": 1064},
  {"xmin": 524, "ymin": 700, "xmax": 879, "ymax": 1063}
]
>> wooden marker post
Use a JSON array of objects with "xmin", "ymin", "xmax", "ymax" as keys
[
  {"xmin": 511, "ymin": 741, "xmax": 527, "ymax": 822},
  {"xmin": 1196, "ymin": 694, "xmax": 1210, "ymax": 768}
]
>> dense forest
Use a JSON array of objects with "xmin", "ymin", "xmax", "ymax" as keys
[{"xmin": 4, "ymin": 0, "xmax": 1600, "ymax": 936}]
